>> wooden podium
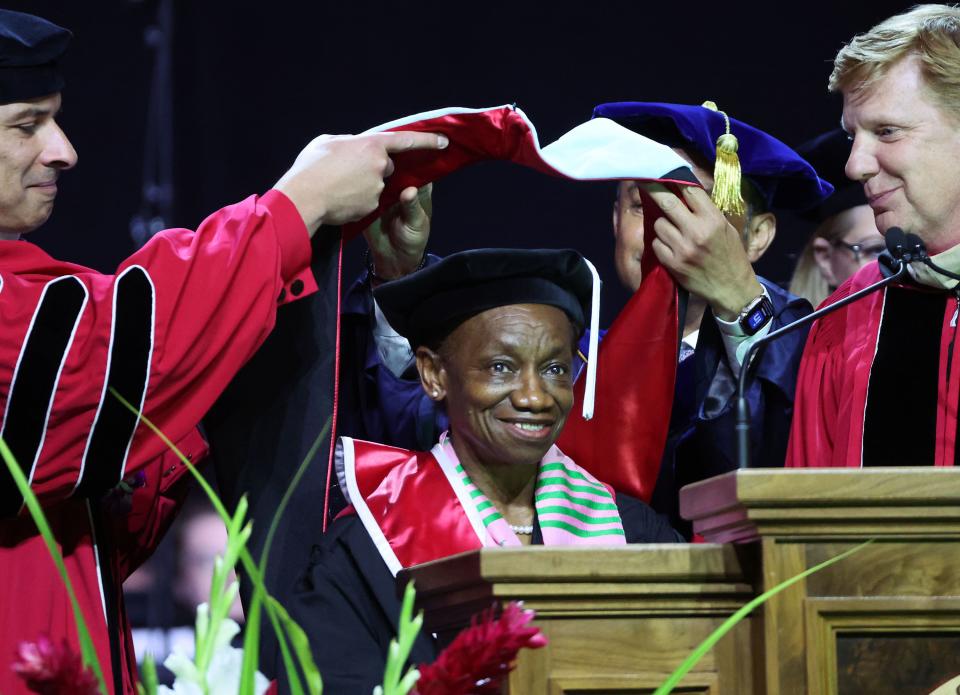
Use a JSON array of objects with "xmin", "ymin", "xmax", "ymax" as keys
[
  {"xmin": 404, "ymin": 543, "xmax": 760, "ymax": 693},
  {"xmin": 682, "ymin": 467, "xmax": 960, "ymax": 695},
  {"xmin": 403, "ymin": 469, "xmax": 960, "ymax": 694}
]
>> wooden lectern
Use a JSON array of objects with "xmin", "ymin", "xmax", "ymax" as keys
[
  {"xmin": 403, "ymin": 469, "xmax": 960, "ymax": 694},
  {"xmin": 404, "ymin": 544, "xmax": 759, "ymax": 694},
  {"xmin": 682, "ymin": 467, "xmax": 960, "ymax": 695}
]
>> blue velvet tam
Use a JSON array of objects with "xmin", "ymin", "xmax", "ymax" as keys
[
  {"xmin": 592, "ymin": 102, "xmax": 833, "ymax": 212},
  {"xmin": 0, "ymin": 9, "xmax": 71, "ymax": 103}
]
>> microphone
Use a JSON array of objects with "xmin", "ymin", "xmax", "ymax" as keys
[{"xmin": 734, "ymin": 229, "xmax": 916, "ymax": 469}]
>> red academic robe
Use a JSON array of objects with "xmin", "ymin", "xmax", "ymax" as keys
[
  {"xmin": 0, "ymin": 190, "xmax": 315, "ymax": 695},
  {"xmin": 787, "ymin": 261, "xmax": 960, "ymax": 468}
]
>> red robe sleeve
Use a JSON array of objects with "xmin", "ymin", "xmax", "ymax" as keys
[
  {"xmin": 0, "ymin": 190, "xmax": 316, "ymax": 512},
  {"xmin": 106, "ymin": 428, "xmax": 208, "ymax": 581}
]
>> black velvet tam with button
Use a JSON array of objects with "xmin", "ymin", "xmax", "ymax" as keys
[
  {"xmin": 795, "ymin": 128, "xmax": 868, "ymax": 223},
  {"xmin": 372, "ymin": 248, "xmax": 593, "ymax": 349},
  {"xmin": 0, "ymin": 9, "xmax": 71, "ymax": 103}
]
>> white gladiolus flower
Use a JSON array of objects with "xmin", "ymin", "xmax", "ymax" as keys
[{"xmin": 158, "ymin": 609, "xmax": 269, "ymax": 695}]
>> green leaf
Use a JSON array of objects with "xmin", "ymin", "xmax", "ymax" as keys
[
  {"xmin": 139, "ymin": 653, "xmax": 159, "ymax": 695},
  {"xmin": 251, "ymin": 418, "xmax": 330, "ymax": 695},
  {"xmin": 257, "ymin": 421, "xmax": 330, "ymax": 571},
  {"xmin": 109, "ymin": 387, "xmax": 322, "ymax": 694},
  {"xmin": 239, "ymin": 588, "xmax": 265, "ymax": 695},
  {"xmin": 268, "ymin": 597, "xmax": 324, "ymax": 695},
  {"xmin": 194, "ymin": 602, "xmax": 210, "ymax": 662},
  {"xmin": 397, "ymin": 670, "xmax": 420, "ymax": 694},
  {"xmin": 652, "ymin": 540, "xmax": 873, "ymax": 695},
  {"xmin": 236, "ymin": 416, "xmax": 331, "ymax": 695},
  {"xmin": 379, "ymin": 582, "xmax": 422, "ymax": 695},
  {"xmin": 0, "ymin": 436, "xmax": 109, "ymax": 695},
  {"xmin": 109, "ymin": 388, "xmax": 232, "ymax": 521}
]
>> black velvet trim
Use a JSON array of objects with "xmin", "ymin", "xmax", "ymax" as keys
[
  {"xmin": 661, "ymin": 166, "xmax": 700, "ymax": 186},
  {"xmin": 0, "ymin": 277, "xmax": 85, "ymax": 517},
  {"xmin": 863, "ymin": 287, "xmax": 945, "ymax": 466},
  {"xmin": 77, "ymin": 268, "xmax": 154, "ymax": 497},
  {"xmin": 0, "ymin": 64, "xmax": 65, "ymax": 103},
  {"xmin": 87, "ymin": 501, "xmax": 124, "ymax": 695},
  {"xmin": 408, "ymin": 277, "xmax": 585, "ymax": 347}
]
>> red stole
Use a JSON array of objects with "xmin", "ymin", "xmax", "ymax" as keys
[
  {"xmin": 557, "ymin": 186, "xmax": 682, "ymax": 502},
  {"xmin": 339, "ymin": 437, "xmax": 489, "ymax": 575},
  {"xmin": 338, "ymin": 437, "xmax": 626, "ymax": 575}
]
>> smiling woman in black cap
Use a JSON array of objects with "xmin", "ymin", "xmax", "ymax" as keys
[{"xmin": 291, "ymin": 247, "xmax": 681, "ymax": 694}]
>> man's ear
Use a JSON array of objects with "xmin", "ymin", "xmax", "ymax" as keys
[
  {"xmin": 744, "ymin": 212, "xmax": 777, "ymax": 263},
  {"xmin": 416, "ymin": 346, "xmax": 446, "ymax": 401},
  {"xmin": 812, "ymin": 237, "xmax": 838, "ymax": 287}
]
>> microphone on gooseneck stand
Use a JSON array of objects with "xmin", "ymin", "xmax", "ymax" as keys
[{"xmin": 734, "ymin": 227, "xmax": 918, "ymax": 469}]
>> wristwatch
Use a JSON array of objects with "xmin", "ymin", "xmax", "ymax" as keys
[{"xmin": 738, "ymin": 293, "xmax": 775, "ymax": 335}]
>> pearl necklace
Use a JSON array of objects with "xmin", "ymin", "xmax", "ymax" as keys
[{"xmin": 509, "ymin": 524, "xmax": 534, "ymax": 535}]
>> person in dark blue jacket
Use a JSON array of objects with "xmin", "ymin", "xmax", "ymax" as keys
[
  {"xmin": 334, "ymin": 103, "xmax": 833, "ymax": 537},
  {"xmin": 594, "ymin": 102, "xmax": 832, "ymax": 533}
]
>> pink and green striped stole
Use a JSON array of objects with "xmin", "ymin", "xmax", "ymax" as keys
[{"xmin": 441, "ymin": 436, "xmax": 626, "ymax": 546}]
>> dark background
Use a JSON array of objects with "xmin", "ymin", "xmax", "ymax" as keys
[{"xmin": 8, "ymin": 0, "xmax": 912, "ymax": 324}]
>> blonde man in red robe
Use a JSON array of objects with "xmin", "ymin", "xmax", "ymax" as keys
[{"xmin": 787, "ymin": 5, "xmax": 960, "ymax": 468}]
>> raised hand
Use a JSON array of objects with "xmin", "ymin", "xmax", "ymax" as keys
[
  {"xmin": 644, "ymin": 184, "xmax": 763, "ymax": 320},
  {"xmin": 275, "ymin": 131, "xmax": 448, "ymax": 236},
  {"xmin": 364, "ymin": 184, "xmax": 433, "ymax": 282}
]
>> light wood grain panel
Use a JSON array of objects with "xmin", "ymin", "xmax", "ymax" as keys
[
  {"xmin": 760, "ymin": 538, "xmax": 809, "ymax": 695},
  {"xmin": 681, "ymin": 469, "xmax": 960, "ymax": 543},
  {"xmin": 803, "ymin": 541, "xmax": 960, "ymax": 597},
  {"xmin": 406, "ymin": 544, "xmax": 760, "ymax": 694}
]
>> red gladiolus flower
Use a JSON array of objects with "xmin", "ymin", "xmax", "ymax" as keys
[
  {"xmin": 12, "ymin": 635, "xmax": 100, "ymax": 695},
  {"xmin": 415, "ymin": 602, "xmax": 547, "ymax": 695}
]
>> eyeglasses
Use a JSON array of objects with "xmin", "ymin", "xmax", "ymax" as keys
[{"xmin": 833, "ymin": 239, "xmax": 887, "ymax": 264}]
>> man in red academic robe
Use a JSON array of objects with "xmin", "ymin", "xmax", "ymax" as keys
[
  {"xmin": 787, "ymin": 5, "xmax": 960, "ymax": 468},
  {"xmin": 0, "ymin": 10, "xmax": 448, "ymax": 694}
]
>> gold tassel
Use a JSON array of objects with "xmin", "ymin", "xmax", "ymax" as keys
[{"xmin": 701, "ymin": 100, "xmax": 745, "ymax": 216}]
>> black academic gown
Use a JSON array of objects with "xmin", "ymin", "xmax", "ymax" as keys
[
  {"xmin": 287, "ymin": 492, "xmax": 682, "ymax": 695},
  {"xmin": 203, "ymin": 231, "xmax": 344, "ymax": 679}
]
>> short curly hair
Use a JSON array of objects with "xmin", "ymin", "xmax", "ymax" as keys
[{"xmin": 830, "ymin": 4, "xmax": 960, "ymax": 119}]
